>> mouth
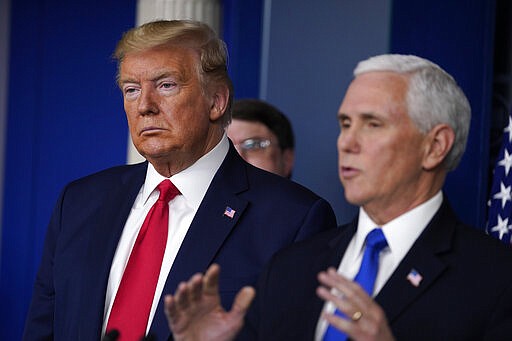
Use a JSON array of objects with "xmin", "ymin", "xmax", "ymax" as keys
[
  {"xmin": 339, "ymin": 166, "xmax": 360, "ymax": 179},
  {"xmin": 140, "ymin": 126, "xmax": 165, "ymax": 136}
]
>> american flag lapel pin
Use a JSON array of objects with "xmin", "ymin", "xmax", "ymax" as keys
[
  {"xmin": 223, "ymin": 206, "xmax": 236, "ymax": 219},
  {"xmin": 406, "ymin": 268, "xmax": 423, "ymax": 287}
]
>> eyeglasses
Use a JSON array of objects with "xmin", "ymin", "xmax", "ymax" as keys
[{"xmin": 235, "ymin": 138, "xmax": 272, "ymax": 151}]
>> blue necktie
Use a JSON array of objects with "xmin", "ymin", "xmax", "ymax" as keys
[{"xmin": 322, "ymin": 228, "xmax": 388, "ymax": 341}]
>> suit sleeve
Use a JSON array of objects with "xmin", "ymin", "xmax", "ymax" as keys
[
  {"xmin": 22, "ymin": 189, "xmax": 66, "ymax": 340},
  {"xmin": 292, "ymin": 198, "xmax": 337, "ymax": 242}
]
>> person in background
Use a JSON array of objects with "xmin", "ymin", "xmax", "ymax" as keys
[
  {"xmin": 164, "ymin": 54, "xmax": 512, "ymax": 341},
  {"xmin": 227, "ymin": 99, "xmax": 295, "ymax": 178},
  {"xmin": 22, "ymin": 20, "xmax": 337, "ymax": 341}
]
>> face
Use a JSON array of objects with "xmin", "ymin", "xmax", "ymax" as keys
[
  {"xmin": 227, "ymin": 119, "xmax": 293, "ymax": 177},
  {"xmin": 119, "ymin": 45, "xmax": 225, "ymax": 175},
  {"xmin": 337, "ymin": 71, "xmax": 431, "ymax": 220}
]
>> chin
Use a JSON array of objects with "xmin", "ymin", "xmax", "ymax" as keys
[{"xmin": 343, "ymin": 191, "xmax": 367, "ymax": 207}]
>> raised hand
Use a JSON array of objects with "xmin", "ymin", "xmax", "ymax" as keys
[{"xmin": 165, "ymin": 264, "xmax": 256, "ymax": 341}]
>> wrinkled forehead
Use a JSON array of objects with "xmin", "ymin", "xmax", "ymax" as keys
[
  {"xmin": 118, "ymin": 45, "xmax": 202, "ymax": 83},
  {"xmin": 339, "ymin": 71, "xmax": 409, "ymax": 118}
]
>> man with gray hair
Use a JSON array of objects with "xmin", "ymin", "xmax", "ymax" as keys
[{"xmin": 164, "ymin": 54, "xmax": 512, "ymax": 341}]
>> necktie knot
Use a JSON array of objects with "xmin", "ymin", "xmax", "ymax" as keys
[
  {"xmin": 365, "ymin": 228, "xmax": 388, "ymax": 253},
  {"xmin": 157, "ymin": 179, "xmax": 180, "ymax": 203}
]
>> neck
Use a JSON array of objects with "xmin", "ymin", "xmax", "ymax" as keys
[
  {"xmin": 364, "ymin": 170, "xmax": 446, "ymax": 225},
  {"xmin": 149, "ymin": 131, "xmax": 224, "ymax": 177}
]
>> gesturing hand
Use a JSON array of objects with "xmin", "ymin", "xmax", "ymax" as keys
[
  {"xmin": 165, "ymin": 264, "xmax": 256, "ymax": 341},
  {"xmin": 316, "ymin": 268, "xmax": 395, "ymax": 341}
]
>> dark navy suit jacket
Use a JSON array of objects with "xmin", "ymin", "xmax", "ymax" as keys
[
  {"xmin": 23, "ymin": 146, "xmax": 337, "ymax": 341},
  {"xmin": 241, "ymin": 200, "xmax": 512, "ymax": 340}
]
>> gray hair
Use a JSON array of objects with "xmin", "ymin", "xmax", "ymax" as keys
[{"xmin": 354, "ymin": 54, "xmax": 471, "ymax": 171}]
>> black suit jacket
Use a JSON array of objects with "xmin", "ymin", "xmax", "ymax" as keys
[
  {"xmin": 242, "ymin": 200, "xmax": 512, "ymax": 340},
  {"xmin": 23, "ymin": 146, "xmax": 337, "ymax": 341}
]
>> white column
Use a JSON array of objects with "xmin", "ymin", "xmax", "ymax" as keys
[
  {"xmin": 137, "ymin": 0, "xmax": 220, "ymax": 30},
  {"xmin": 127, "ymin": 0, "xmax": 221, "ymax": 164}
]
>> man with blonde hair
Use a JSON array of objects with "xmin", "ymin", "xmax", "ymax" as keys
[{"xmin": 23, "ymin": 20, "xmax": 336, "ymax": 341}]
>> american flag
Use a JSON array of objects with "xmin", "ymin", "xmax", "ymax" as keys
[
  {"xmin": 406, "ymin": 269, "xmax": 423, "ymax": 287},
  {"xmin": 223, "ymin": 206, "xmax": 236, "ymax": 219},
  {"xmin": 487, "ymin": 113, "xmax": 512, "ymax": 245}
]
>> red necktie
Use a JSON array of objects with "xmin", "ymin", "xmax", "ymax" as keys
[{"xmin": 106, "ymin": 179, "xmax": 180, "ymax": 341}]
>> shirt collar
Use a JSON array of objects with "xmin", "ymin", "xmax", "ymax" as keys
[
  {"xmin": 356, "ymin": 191, "xmax": 443, "ymax": 260},
  {"xmin": 141, "ymin": 134, "xmax": 229, "ymax": 209}
]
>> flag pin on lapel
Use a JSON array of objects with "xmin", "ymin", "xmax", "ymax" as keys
[
  {"xmin": 406, "ymin": 268, "xmax": 423, "ymax": 287},
  {"xmin": 223, "ymin": 206, "xmax": 236, "ymax": 219}
]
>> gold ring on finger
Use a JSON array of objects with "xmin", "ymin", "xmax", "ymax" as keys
[{"xmin": 351, "ymin": 311, "xmax": 363, "ymax": 321}]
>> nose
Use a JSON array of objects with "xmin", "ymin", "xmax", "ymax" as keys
[
  {"xmin": 137, "ymin": 87, "xmax": 159, "ymax": 116},
  {"xmin": 337, "ymin": 126, "xmax": 360, "ymax": 153}
]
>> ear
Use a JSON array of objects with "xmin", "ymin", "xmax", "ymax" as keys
[
  {"xmin": 422, "ymin": 124, "xmax": 455, "ymax": 171},
  {"xmin": 282, "ymin": 149, "xmax": 295, "ymax": 178},
  {"xmin": 209, "ymin": 84, "xmax": 230, "ymax": 122}
]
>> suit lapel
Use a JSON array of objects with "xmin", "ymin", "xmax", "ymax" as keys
[
  {"xmin": 80, "ymin": 163, "xmax": 147, "ymax": 338},
  {"xmin": 151, "ymin": 146, "xmax": 250, "ymax": 338},
  {"xmin": 169, "ymin": 146, "xmax": 249, "ymax": 283},
  {"xmin": 375, "ymin": 201, "xmax": 456, "ymax": 323}
]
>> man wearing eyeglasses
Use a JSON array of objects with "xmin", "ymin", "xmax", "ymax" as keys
[{"xmin": 227, "ymin": 99, "xmax": 295, "ymax": 178}]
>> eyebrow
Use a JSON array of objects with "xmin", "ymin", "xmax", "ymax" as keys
[
  {"xmin": 119, "ymin": 70, "xmax": 183, "ymax": 86},
  {"xmin": 338, "ymin": 112, "xmax": 381, "ymax": 120},
  {"xmin": 360, "ymin": 112, "xmax": 381, "ymax": 120}
]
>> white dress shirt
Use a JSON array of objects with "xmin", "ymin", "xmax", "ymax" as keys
[
  {"xmin": 102, "ymin": 135, "xmax": 229, "ymax": 336},
  {"xmin": 315, "ymin": 191, "xmax": 443, "ymax": 340}
]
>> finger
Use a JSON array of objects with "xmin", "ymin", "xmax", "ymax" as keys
[
  {"xmin": 317, "ymin": 270, "xmax": 374, "ymax": 323},
  {"xmin": 164, "ymin": 294, "xmax": 192, "ymax": 336},
  {"xmin": 164, "ymin": 295, "xmax": 179, "ymax": 324},
  {"xmin": 325, "ymin": 268, "xmax": 368, "ymax": 295},
  {"xmin": 324, "ymin": 304, "xmax": 386, "ymax": 341},
  {"xmin": 318, "ymin": 268, "xmax": 356, "ymax": 293},
  {"xmin": 319, "ymin": 271, "xmax": 390, "ymax": 340},
  {"xmin": 221, "ymin": 286, "xmax": 255, "ymax": 335},
  {"xmin": 316, "ymin": 284, "xmax": 345, "ymax": 307},
  {"xmin": 322, "ymin": 309, "xmax": 374, "ymax": 340},
  {"xmin": 316, "ymin": 286, "xmax": 360, "ymax": 320},
  {"xmin": 230, "ymin": 286, "xmax": 256, "ymax": 316},
  {"xmin": 319, "ymin": 269, "xmax": 373, "ymax": 308},
  {"xmin": 317, "ymin": 270, "xmax": 355, "ymax": 302},
  {"xmin": 188, "ymin": 273, "xmax": 204, "ymax": 302},
  {"xmin": 322, "ymin": 310, "xmax": 354, "ymax": 336},
  {"xmin": 317, "ymin": 291, "xmax": 366, "ymax": 340},
  {"xmin": 164, "ymin": 295, "xmax": 175, "ymax": 315},
  {"xmin": 175, "ymin": 281, "xmax": 193, "ymax": 310},
  {"xmin": 203, "ymin": 263, "xmax": 221, "ymax": 296}
]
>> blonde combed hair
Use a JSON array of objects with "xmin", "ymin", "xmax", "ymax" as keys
[{"xmin": 114, "ymin": 20, "xmax": 233, "ymax": 126}]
